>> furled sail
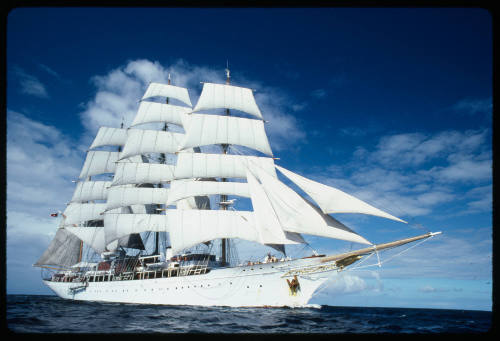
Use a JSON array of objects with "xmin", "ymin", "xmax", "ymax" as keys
[
  {"xmin": 71, "ymin": 181, "xmax": 111, "ymax": 203},
  {"xmin": 142, "ymin": 82, "xmax": 192, "ymax": 107},
  {"xmin": 106, "ymin": 186, "xmax": 170, "ymax": 211},
  {"xmin": 249, "ymin": 162, "xmax": 372, "ymax": 245},
  {"xmin": 173, "ymin": 153, "xmax": 277, "ymax": 180},
  {"xmin": 62, "ymin": 203, "xmax": 107, "ymax": 226},
  {"xmin": 275, "ymin": 165, "xmax": 406, "ymax": 223},
  {"xmin": 89, "ymin": 127, "xmax": 128, "ymax": 150},
  {"xmin": 111, "ymin": 162, "xmax": 176, "ymax": 186},
  {"xmin": 131, "ymin": 101, "xmax": 190, "ymax": 127},
  {"xmin": 179, "ymin": 114, "xmax": 273, "ymax": 156},
  {"xmin": 33, "ymin": 228, "xmax": 82, "ymax": 268},
  {"xmin": 119, "ymin": 129, "xmax": 185, "ymax": 160},
  {"xmin": 166, "ymin": 179, "xmax": 249, "ymax": 205},
  {"xmin": 192, "ymin": 83, "xmax": 262, "ymax": 119}
]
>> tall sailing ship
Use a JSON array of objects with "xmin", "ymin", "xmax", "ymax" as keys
[{"xmin": 34, "ymin": 68, "xmax": 441, "ymax": 307}]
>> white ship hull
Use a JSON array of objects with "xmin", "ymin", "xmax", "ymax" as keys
[{"xmin": 43, "ymin": 257, "xmax": 335, "ymax": 307}]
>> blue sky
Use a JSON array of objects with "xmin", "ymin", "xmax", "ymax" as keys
[{"xmin": 6, "ymin": 7, "xmax": 492, "ymax": 311}]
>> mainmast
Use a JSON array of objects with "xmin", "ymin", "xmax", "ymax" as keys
[{"xmin": 220, "ymin": 64, "xmax": 231, "ymax": 266}]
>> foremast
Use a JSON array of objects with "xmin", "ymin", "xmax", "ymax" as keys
[{"xmin": 220, "ymin": 65, "xmax": 231, "ymax": 266}]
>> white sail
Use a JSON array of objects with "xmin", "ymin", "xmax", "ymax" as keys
[
  {"xmin": 275, "ymin": 165, "xmax": 407, "ymax": 223},
  {"xmin": 104, "ymin": 213, "xmax": 169, "ymax": 245},
  {"xmin": 131, "ymin": 101, "xmax": 190, "ymax": 127},
  {"xmin": 79, "ymin": 151, "xmax": 119, "ymax": 179},
  {"xmin": 167, "ymin": 209, "xmax": 261, "ymax": 256},
  {"xmin": 180, "ymin": 114, "xmax": 273, "ymax": 156},
  {"xmin": 167, "ymin": 179, "xmax": 249, "ymax": 205},
  {"xmin": 79, "ymin": 152, "xmax": 143, "ymax": 179},
  {"xmin": 193, "ymin": 83, "xmax": 262, "ymax": 119},
  {"xmin": 62, "ymin": 203, "xmax": 107, "ymax": 226},
  {"xmin": 111, "ymin": 162, "xmax": 176, "ymax": 186},
  {"xmin": 249, "ymin": 162, "xmax": 372, "ymax": 245},
  {"xmin": 71, "ymin": 181, "xmax": 111, "ymax": 203},
  {"xmin": 142, "ymin": 82, "xmax": 192, "ymax": 107},
  {"xmin": 174, "ymin": 153, "xmax": 277, "ymax": 180},
  {"xmin": 119, "ymin": 129, "xmax": 185, "ymax": 160},
  {"xmin": 246, "ymin": 168, "xmax": 304, "ymax": 245},
  {"xmin": 106, "ymin": 186, "xmax": 169, "ymax": 210},
  {"xmin": 89, "ymin": 127, "xmax": 127, "ymax": 150},
  {"xmin": 65, "ymin": 226, "xmax": 108, "ymax": 254}
]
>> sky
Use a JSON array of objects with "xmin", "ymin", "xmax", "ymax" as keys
[{"xmin": 5, "ymin": 7, "xmax": 493, "ymax": 311}]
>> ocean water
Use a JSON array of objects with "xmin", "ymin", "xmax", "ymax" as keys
[{"xmin": 6, "ymin": 295, "xmax": 492, "ymax": 334}]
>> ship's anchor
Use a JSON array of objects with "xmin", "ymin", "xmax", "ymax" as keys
[{"xmin": 286, "ymin": 275, "xmax": 301, "ymax": 296}]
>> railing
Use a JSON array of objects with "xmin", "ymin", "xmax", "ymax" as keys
[{"xmin": 52, "ymin": 264, "xmax": 211, "ymax": 284}]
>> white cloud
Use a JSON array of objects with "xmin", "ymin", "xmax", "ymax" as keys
[
  {"xmin": 79, "ymin": 58, "xmax": 306, "ymax": 152},
  {"xmin": 311, "ymin": 88, "xmax": 326, "ymax": 99},
  {"xmin": 425, "ymin": 159, "xmax": 491, "ymax": 183},
  {"xmin": 339, "ymin": 126, "xmax": 368, "ymax": 137},
  {"xmin": 38, "ymin": 63, "xmax": 61, "ymax": 79},
  {"xmin": 6, "ymin": 109, "xmax": 85, "ymax": 291},
  {"xmin": 312, "ymin": 128, "xmax": 492, "ymax": 219},
  {"xmin": 372, "ymin": 228, "xmax": 492, "ymax": 280},
  {"xmin": 12, "ymin": 66, "xmax": 49, "ymax": 98},
  {"xmin": 453, "ymin": 97, "xmax": 492, "ymax": 115},
  {"xmin": 325, "ymin": 273, "xmax": 368, "ymax": 294},
  {"xmin": 6, "ymin": 110, "xmax": 82, "ymax": 217}
]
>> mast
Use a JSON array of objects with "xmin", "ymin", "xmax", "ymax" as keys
[
  {"xmin": 78, "ymin": 173, "xmax": 92, "ymax": 263},
  {"xmin": 154, "ymin": 74, "xmax": 171, "ymax": 256},
  {"xmin": 220, "ymin": 64, "xmax": 231, "ymax": 266}
]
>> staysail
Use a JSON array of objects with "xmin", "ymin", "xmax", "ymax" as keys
[
  {"xmin": 275, "ymin": 165, "xmax": 406, "ymax": 223},
  {"xmin": 34, "ymin": 228, "xmax": 82, "ymax": 269},
  {"xmin": 249, "ymin": 162, "xmax": 372, "ymax": 245}
]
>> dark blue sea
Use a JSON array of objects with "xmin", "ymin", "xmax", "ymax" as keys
[{"xmin": 6, "ymin": 295, "xmax": 492, "ymax": 334}]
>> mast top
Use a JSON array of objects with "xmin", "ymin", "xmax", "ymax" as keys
[{"xmin": 225, "ymin": 61, "xmax": 230, "ymax": 85}]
